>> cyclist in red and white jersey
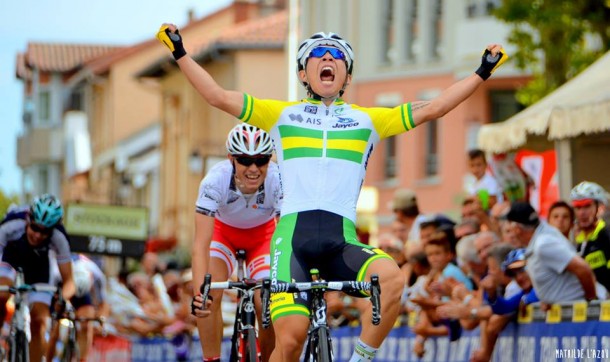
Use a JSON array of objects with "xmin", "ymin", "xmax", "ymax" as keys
[{"xmin": 191, "ymin": 124, "xmax": 281, "ymax": 361}]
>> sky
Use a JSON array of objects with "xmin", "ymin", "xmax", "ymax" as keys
[{"xmin": 0, "ymin": 0, "xmax": 232, "ymax": 195}]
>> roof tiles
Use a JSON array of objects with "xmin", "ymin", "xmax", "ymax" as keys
[{"xmin": 24, "ymin": 43, "xmax": 123, "ymax": 73}]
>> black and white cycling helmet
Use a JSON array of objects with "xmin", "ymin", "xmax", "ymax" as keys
[
  {"xmin": 570, "ymin": 181, "xmax": 608, "ymax": 205},
  {"xmin": 226, "ymin": 124, "xmax": 273, "ymax": 156},
  {"xmin": 296, "ymin": 32, "xmax": 354, "ymax": 79}
]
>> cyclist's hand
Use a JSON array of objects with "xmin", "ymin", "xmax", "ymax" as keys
[
  {"xmin": 51, "ymin": 297, "xmax": 66, "ymax": 318},
  {"xmin": 475, "ymin": 44, "xmax": 507, "ymax": 80},
  {"xmin": 190, "ymin": 294, "xmax": 212, "ymax": 318},
  {"xmin": 156, "ymin": 24, "xmax": 187, "ymax": 60}
]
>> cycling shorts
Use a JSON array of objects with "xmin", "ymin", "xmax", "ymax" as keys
[
  {"xmin": 210, "ymin": 218, "xmax": 275, "ymax": 280},
  {"xmin": 269, "ymin": 210, "xmax": 392, "ymax": 321},
  {"xmin": 71, "ymin": 293, "xmax": 93, "ymax": 309}
]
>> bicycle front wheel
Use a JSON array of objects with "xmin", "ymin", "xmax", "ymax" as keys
[
  {"xmin": 242, "ymin": 328, "xmax": 259, "ymax": 362},
  {"xmin": 61, "ymin": 339, "xmax": 76, "ymax": 362},
  {"xmin": 315, "ymin": 327, "xmax": 332, "ymax": 362},
  {"xmin": 9, "ymin": 330, "xmax": 29, "ymax": 362}
]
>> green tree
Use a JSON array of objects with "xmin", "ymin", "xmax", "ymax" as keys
[
  {"xmin": 0, "ymin": 189, "xmax": 20, "ymax": 219},
  {"xmin": 494, "ymin": 0, "xmax": 610, "ymax": 106}
]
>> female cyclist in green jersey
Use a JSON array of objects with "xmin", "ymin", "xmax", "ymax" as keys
[{"xmin": 157, "ymin": 24, "xmax": 507, "ymax": 362}]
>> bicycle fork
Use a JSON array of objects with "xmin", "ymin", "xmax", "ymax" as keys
[{"xmin": 238, "ymin": 298, "xmax": 261, "ymax": 361}]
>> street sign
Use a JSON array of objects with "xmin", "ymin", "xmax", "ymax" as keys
[{"xmin": 64, "ymin": 203, "xmax": 149, "ymax": 257}]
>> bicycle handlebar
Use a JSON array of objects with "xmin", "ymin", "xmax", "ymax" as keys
[
  {"xmin": 0, "ymin": 284, "xmax": 58, "ymax": 294},
  {"xmin": 261, "ymin": 274, "xmax": 382, "ymax": 327}
]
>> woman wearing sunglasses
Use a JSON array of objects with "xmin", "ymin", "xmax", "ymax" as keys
[
  {"xmin": 158, "ymin": 23, "xmax": 507, "ymax": 361},
  {"xmin": 0, "ymin": 194, "xmax": 75, "ymax": 361},
  {"xmin": 190, "ymin": 124, "xmax": 281, "ymax": 361}
]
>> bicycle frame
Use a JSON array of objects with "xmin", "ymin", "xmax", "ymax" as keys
[
  {"xmin": 261, "ymin": 270, "xmax": 381, "ymax": 362},
  {"xmin": 304, "ymin": 271, "xmax": 333, "ymax": 362},
  {"xmin": 230, "ymin": 250, "xmax": 260, "ymax": 362},
  {"xmin": 55, "ymin": 305, "xmax": 106, "ymax": 362},
  {"xmin": 51, "ymin": 288, "xmax": 106, "ymax": 362},
  {"xmin": 200, "ymin": 249, "xmax": 261, "ymax": 362}
]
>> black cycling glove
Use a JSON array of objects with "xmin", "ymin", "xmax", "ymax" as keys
[
  {"xmin": 157, "ymin": 25, "xmax": 187, "ymax": 61},
  {"xmin": 475, "ymin": 48, "xmax": 507, "ymax": 80}
]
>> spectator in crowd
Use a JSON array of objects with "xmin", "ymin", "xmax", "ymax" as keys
[
  {"xmin": 391, "ymin": 188, "xmax": 427, "ymax": 246},
  {"xmin": 390, "ymin": 219, "xmax": 409, "ymax": 244},
  {"xmin": 466, "ymin": 149, "xmax": 503, "ymax": 211},
  {"xmin": 547, "ymin": 200, "xmax": 575, "ymax": 240},
  {"xmin": 505, "ymin": 201, "xmax": 604, "ymax": 304},
  {"xmin": 461, "ymin": 197, "xmax": 501, "ymax": 234},
  {"xmin": 474, "ymin": 231, "xmax": 500, "ymax": 264},
  {"xmin": 142, "ymin": 251, "xmax": 164, "ymax": 277},
  {"xmin": 411, "ymin": 232, "xmax": 474, "ymax": 356},
  {"xmin": 454, "ymin": 218, "xmax": 481, "ymax": 240},
  {"xmin": 455, "ymin": 234, "xmax": 486, "ymax": 286},
  {"xmin": 570, "ymin": 181, "xmax": 610, "ymax": 292},
  {"xmin": 470, "ymin": 248, "xmax": 539, "ymax": 362},
  {"xmin": 377, "ymin": 232, "xmax": 407, "ymax": 269}
]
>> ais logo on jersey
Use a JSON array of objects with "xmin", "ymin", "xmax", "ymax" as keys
[{"xmin": 332, "ymin": 117, "xmax": 359, "ymax": 129}]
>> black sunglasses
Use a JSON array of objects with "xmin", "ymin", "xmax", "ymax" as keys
[
  {"xmin": 505, "ymin": 267, "xmax": 526, "ymax": 278},
  {"xmin": 234, "ymin": 155, "xmax": 271, "ymax": 167},
  {"xmin": 29, "ymin": 222, "xmax": 52, "ymax": 235}
]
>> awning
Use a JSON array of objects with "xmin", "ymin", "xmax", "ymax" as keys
[{"xmin": 478, "ymin": 51, "xmax": 610, "ymax": 153}]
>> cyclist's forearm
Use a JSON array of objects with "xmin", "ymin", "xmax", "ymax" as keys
[
  {"xmin": 411, "ymin": 74, "xmax": 483, "ymax": 127},
  {"xmin": 176, "ymin": 56, "xmax": 243, "ymax": 117}
]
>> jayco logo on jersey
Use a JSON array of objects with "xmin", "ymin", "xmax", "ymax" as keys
[
  {"xmin": 332, "ymin": 117, "xmax": 359, "ymax": 128},
  {"xmin": 304, "ymin": 105, "xmax": 318, "ymax": 114}
]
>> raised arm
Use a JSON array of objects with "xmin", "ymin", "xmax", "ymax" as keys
[
  {"xmin": 411, "ymin": 44, "xmax": 507, "ymax": 127},
  {"xmin": 157, "ymin": 24, "xmax": 244, "ymax": 117}
]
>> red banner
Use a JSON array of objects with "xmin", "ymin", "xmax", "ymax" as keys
[{"xmin": 89, "ymin": 335, "xmax": 131, "ymax": 361}]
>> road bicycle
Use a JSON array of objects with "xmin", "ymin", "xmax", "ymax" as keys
[
  {"xmin": 49, "ymin": 294, "xmax": 106, "ymax": 362},
  {"xmin": 0, "ymin": 268, "xmax": 57, "ymax": 362},
  {"xmin": 200, "ymin": 249, "xmax": 262, "ymax": 362},
  {"xmin": 260, "ymin": 269, "xmax": 381, "ymax": 362}
]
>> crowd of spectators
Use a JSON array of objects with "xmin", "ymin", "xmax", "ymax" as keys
[
  {"xmin": 91, "ymin": 149, "xmax": 609, "ymax": 362},
  {"xmin": 323, "ymin": 149, "xmax": 610, "ymax": 361}
]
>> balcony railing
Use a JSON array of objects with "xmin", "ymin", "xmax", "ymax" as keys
[{"xmin": 17, "ymin": 126, "xmax": 63, "ymax": 167}]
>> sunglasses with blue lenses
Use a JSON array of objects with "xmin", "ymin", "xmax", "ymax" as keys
[
  {"xmin": 234, "ymin": 155, "xmax": 271, "ymax": 167},
  {"xmin": 308, "ymin": 46, "xmax": 346, "ymax": 61}
]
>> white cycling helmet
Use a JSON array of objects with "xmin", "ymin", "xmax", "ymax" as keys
[
  {"xmin": 296, "ymin": 32, "xmax": 355, "ymax": 82},
  {"xmin": 72, "ymin": 261, "xmax": 93, "ymax": 298},
  {"xmin": 570, "ymin": 181, "xmax": 608, "ymax": 206},
  {"xmin": 226, "ymin": 124, "xmax": 273, "ymax": 156}
]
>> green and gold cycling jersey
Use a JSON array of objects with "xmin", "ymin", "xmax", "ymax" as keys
[{"xmin": 239, "ymin": 94, "xmax": 415, "ymax": 222}]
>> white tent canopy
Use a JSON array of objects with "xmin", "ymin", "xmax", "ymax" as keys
[{"xmin": 478, "ymin": 51, "xmax": 610, "ymax": 153}]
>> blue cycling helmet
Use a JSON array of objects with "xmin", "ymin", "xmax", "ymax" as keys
[
  {"xmin": 30, "ymin": 194, "xmax": 63, "ymax": 228},
  {"xmin": 501, "ymin": 248, "xmax": 526, "ymax": 272}
]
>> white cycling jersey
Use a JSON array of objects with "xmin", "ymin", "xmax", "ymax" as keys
[{"xmin": 195, "ymin": 160, "xmax": 282, "ymax": 229}]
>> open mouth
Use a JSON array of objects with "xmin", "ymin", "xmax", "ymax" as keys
[
  {"xmin": 320, "ymin": 66, "xmax": 335, "ymax": 83},
  {"xmin": 245, "ymin": 174, "xmax": 260, "ymax": 180}
]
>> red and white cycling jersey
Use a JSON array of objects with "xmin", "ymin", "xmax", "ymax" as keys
[
  {"xmin": 195, "ymin": 160, "xmax": 282, "ymax": 228},
  {"xmin": 195, "ymin": 159, "xmax": 282, "ymax": 278}
]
